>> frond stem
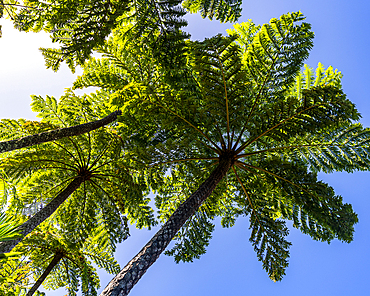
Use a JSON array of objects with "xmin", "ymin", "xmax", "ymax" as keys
[
  {"xmin": 232, "ymin": 55, "xmax": 279, "ymax": 151},
  {"xmin": 235, "ymin": 102, "xmax": 332, "ymax": 155},
  {"xmin": 232, "ymin": 166, "xmax": 265, "ymax": 232},
  {"xmin": 87, "ymin": 138, "xmax": 114, "ymax": 171},
  {"xmin": 236, "ymin": 142, "xmax": 348, "ymax": 158},
  {"xmin": 236, "ymin": 160, "xmax": 333, "ymax": 214},
  {"xmin": 213, "ymin": 45, "xmax": 230, "ymax": 145},
  {"xmin": 137, "ymin": 87, "xmax": 222, "ymax": 153},
  {"xmin": 51, "ymin": 141, "xmax": 81, "ymax": 166}
]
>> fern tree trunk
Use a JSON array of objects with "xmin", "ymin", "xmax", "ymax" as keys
[
  {"xmin": 100, "ymin": 156, "xmax": 234, "ymax": 296},
  {"xmin": 0, "ymin": 110, "xmax": 121, "ymax": 153},
  {"xmin": 26, "ymin": 252, "xmax": 64, "ymax": 296},
  {"xmin": 0, "ymin": 177, "xmax": 84, "ymax": 254}
]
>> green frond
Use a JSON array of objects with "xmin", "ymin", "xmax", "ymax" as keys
[
  {"xmin": 31, "ymin": 90, "xmax": 113, "ymax": 127},
  {"xmin": 241, "ymin": 122, "xmax": 370, "ymax": 175},
  {"xmin": 0, "ymin": 254, "xmax": 31, "ymax": 294},
  {"xmin": 165, "ymin": 210, "xmax": 215, "ymax": 263},
  {"xmin": 235, "ymin": 85, "xmax": 360, "ymax": 153},
  {"xmin": 73, "ymin": 58, "xmax": 129, "ymax": 90},
  {"xmin": 240, "ymin": 11, "xmax": 314, "ymax": 95},
  {"xmin": 226, "ymin": 20, "xmax": 261, "ymax": 52},
  {"xmin": 8, "ymin": 0, "xmax": 191, "ymax": 71},
  {"xmin": 248, "ymin": 213, "xmax": 291, "ymax": 282},
  {"xmin": 183, "ymin": 0, "xmax": 242, "ymax": 22},
  {"xmin": 39, "ymin": 47, "xmax": 77, "ymax": 73},
  {"xmin": 289, "ymin": 62, "xmax": 343, "ymax": 98},
  {"xmin": 190, "ymin": 34, "xmax": 250, "ymax": 145},
  {"xmin": 82, "ymin": 249, "xmax": 120, "ymax": 274},
  {"xmin": 222, "ymin": 12, "xmax": 316, "ymax": 151},
  {"xmin": 229, "ymin": 165, "xmax": 290, "ymax": 281},
  {"xmin": 280, "ymin": 123, "xmax": 370, "ymax": 173},
  {"xmin": 14, "ymin": 0, "xmax": 132, "ymax": 70},
  {"xmin": 0, "ymin": 119, "xmax": 30, "ymax": 142},
  {"xmin": 242, "ymin": 159, "xmax": 359, "ymax": 243},
  {"xmin": 0, "ymin": 212, "xmax": 22, "ymax": 245}
]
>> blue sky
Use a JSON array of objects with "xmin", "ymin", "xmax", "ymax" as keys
[{"xmin": 1, "ymin": 0, "xmax": 370, "ymax": 295}]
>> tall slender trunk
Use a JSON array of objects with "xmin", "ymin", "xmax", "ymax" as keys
[
  {"xmin": 26, "ymin": 252, "xmax": 63, "ymax": 296},
  {"xmin": 0, "ymin": 177, "xmax": 83, "ymax": 254},
  {"xmin": 100, "ymin": 156, "xmax": 233, "ymax": 296},
  {"xmin": 0, "ymin": 110, "xmax": 121, "ymax": 153}
]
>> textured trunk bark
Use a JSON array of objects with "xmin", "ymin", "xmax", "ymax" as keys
[
  {"xmin": 0, "ymin": 110, "xmax": 121, "ymax": 153},
  {"xmin": 100, "ymin": 157, "xmax": 233, "ymax": 296},
  {"xmin": 0, "ymin": 177, "xmax": 83, "ymax": 254},
  {"xmin": 26, "ymin": 252, "xmax": 63, "ymax": 296}
]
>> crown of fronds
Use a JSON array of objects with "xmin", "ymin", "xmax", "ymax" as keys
[
  {"xmin": 61, "ymin": 11, "xmax": 369, "ymax": 282},
  {"xmin": 1, "ymin": 91, "xmax": 156, "ymax": 254},
  {"xmin": 15, "ymin": 225, "xmax": 120, "ymax": 296}
]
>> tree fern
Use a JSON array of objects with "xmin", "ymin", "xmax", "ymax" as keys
[
  {"xmin": 0, "ymin": 92, "xmax": 154, "ymax": 255},
  {"xmin": 87, "ymin": 12, "xmax": 370, "ymax": 294},
  {"xmin": 3, "ymin": 9, "xmax": 368, "ymax": 295},
  {"xmin": 14, "ymin": 223, "xmax": 120, "ymax": 295}
]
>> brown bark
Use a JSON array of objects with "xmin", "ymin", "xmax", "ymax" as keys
[
  {"xmin": 100, "ymin": 156, "xmax": 233, "ymax": 296},
  {"xmin": 26, "ymin": 252, "xmax": 63, "ymax": 296},
  {"xmin": 0, "ymin": 177, "xmax": 84, "ymax": 254},
  {"xmin": 0, "ymin": 110, "xmax": 121, "ymax": 153}
]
